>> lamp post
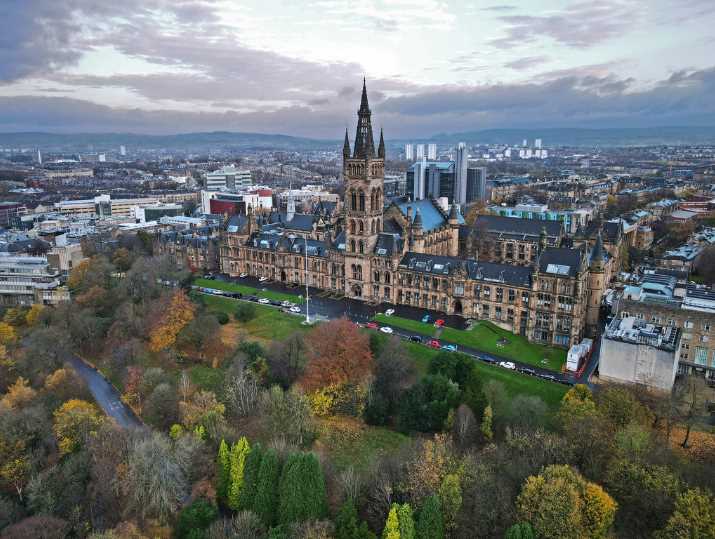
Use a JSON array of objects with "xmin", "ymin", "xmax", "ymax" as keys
[{"xmin": 304, "ymin": 235, "xmax": 310, "ymax": 324}]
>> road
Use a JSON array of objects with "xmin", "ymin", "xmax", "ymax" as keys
[
  {"xmin": 205, "ymin": 275, "xmax": 602, "ymax": 387},
  {"xmin": 67, "ymin": 355, "xmax": 144, "ymax": 429}
]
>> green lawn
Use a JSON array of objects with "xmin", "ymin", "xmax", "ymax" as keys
[
  {"xmin": 194, "ymin": 277, "xmax": 304, "ymax": 304},
  {"xmin": 318, "ymin": 420, "xmax": 410, "ymax": 471},
  {"xmin": 375, "ymin": 314, "xmax": 566, "ymax": 372},
  {"xmin": 195, "ymin": 293, "xmax": 309, "ymax": 341}
]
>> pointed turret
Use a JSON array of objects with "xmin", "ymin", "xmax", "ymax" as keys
[
  {"xmin": 539, "ymin": 225, "xmax": 548, "ymax": 253},
  {"xmin": 378, "ymin": 128, "xmax": 385, "ymax": 159},
  {"xmin": 343, "ymin": 128, "xmax": 351, "ymax": 161},
  {"xmin": 591, "ymin": 231, "xmax": 605, "ymax": 268},
  {"xmin": 413, "ymin": 209, "xmax": 423, "ymax": 230},
  {"xmin": 353, "ymin": 78, "xmax": 375, "ymax": 159},
  {"xmin": 448, "ymin": 203, "xmax": 459, "ymax": 222}
]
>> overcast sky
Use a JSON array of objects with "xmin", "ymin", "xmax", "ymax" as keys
[{"xmin": 1, "ymin": 0, "xmax": 714, "ymax": 138}]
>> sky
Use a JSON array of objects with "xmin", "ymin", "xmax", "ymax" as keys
[{"xmin": 1, "ymin": 0, "xmax": 715, "ymax": 138}]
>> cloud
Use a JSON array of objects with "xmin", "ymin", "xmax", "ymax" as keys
[
  {"xmin": 504, "ymin": 56, "xmax": 550, "ymax": 71},
  {"xmin": 489, "ymin": 1, "xmax": 637, "ymax": 49}
]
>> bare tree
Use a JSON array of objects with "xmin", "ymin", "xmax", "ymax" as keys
[
  {"xmin": 224, "ymin": 362, "xmax": 259, "ymax": 417},
  {"xmin": 674, "ymin": 376, "xmax": 711, "ymax": 448}
]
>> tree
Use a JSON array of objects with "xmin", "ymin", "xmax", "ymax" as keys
[
  {"xmin": 278, "ymin": 453, "xmax": 327, "ymax": 525},
  {"xmin": 300, "ymin": 319, "xmax": 373, "ymax": 393},
  {"xmin": 335, "ymin": 499, "xmax": 376, "ymax": 539},
  {"xmin": 0, "ymin": 515, "xmax": 69, "ymax": 539},
  {"xmin": 228, "ymin": 437, "xmax": 251, "ymax": 511},
  {"xmin": 656, "ymin": 488, "xmax": 715, "ymax": 539},
  {"xmin": 0, "ymin": 377, "xmax": 36, "ymax": 410},
  {"xmin": 596, "ymin": 386, "xmax": 652, "ymax": 429},
  {"xmin": 112, "ymin": 247, "xmax": 133, "ymax": 272},
  {"xmin": 480, "ymin": 405, "xmax": 494, "ymax": 442},
  {"xmin": 217, "ymin": 439, "xmax": 231, "ymax": 502},
  {"xmin": 0, "ymin": 322, "xmax": 16, "ymax": 345},
  {"xmin": 238, "ymin": 443, "xmax": 263, "ymax": 511},
  {"xmin": 267, "ymin": 332, "xmax": 308, "ymax": 388},
  {"xmin": 143, "ymin": 382, "xmax": 179, "ymax": 430},
  {"xmin": 260, "ymin": 386, "xmax": 314, "ymax": 446},
  {"xmin": 558, "ymin": 384, "xmax": 597, "ymax": 425},
  {"xmin": 438, "ymin": 473, "xmax": 461, "ymax": 534},
  {"xmin": 148, "ymin": 290, "xmax": 196, "ymax": 352},
  {"xmin": 398, "ymin": 375, "xmax": 460, "ymax": 432},
  {"xmin": 176, "ymin": 498, "xmax": 219, "ymax": 539},
  {"xmin": 505, "ymin": 523, "xmax": 535, "ymax": 539},
  {"xmin": 403, "ymin": 435, "xmax": 451, "ymax": 506},
  {"xmin": 235, "ymin": 302, "xmax": 257, "ymax": 323},
  {"xmin": 253, "ymin": 448, "xmax": 281, "ymax": 527},
  {"xmin": 397, "ymin": 504, "xmax": 415, "ymax": 539},
  {"xmin": 415, "ymin": 495, "xmax": 443, "ymax": 539},
  {"xmin": 673, "ymin": 376, "xmax": 709, "ymax": 448},
  {"xmin": 695, "ymin": 246, "xmax": 715, "ymax": 284},
  {"xmin": 0, "ymin": 438, "xmax": 30, "ymax": 501},
  {"xmin": 180, "ymin": 390, "xmax": 226, "ymax": 437},
  {"xmin": 224, "ymin": 362, "xmax": 259, "ymax": 417},
  {"xmin": 382, "ymin": 505, "xmax": 400, "ymax": 539},
  {"xmin": 123, "ymin": 432, "xmax": 188, "ymax": 524},
  {"xmin": 517, "ymin": 465, "xmax": 616, "ymax": 539},
  {"xmin": 52, "ymin": 399, "xmax": 105, "ymax": 455}
]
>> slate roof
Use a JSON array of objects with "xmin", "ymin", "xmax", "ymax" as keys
[
  {"xmin": 399, "ymin": 252, "xmax": 533, "ymax": 287},
  {"xmin": 225, "ymin": 214, "xmax": 248, "ymax": 233},
  {"xmin": 537, "ymin": 247, "xmax": 585, "ymax": 277},
  {"xmin": 374, "ymin": 233, "xmax": 403, "ymax": 257},
  {"xmin": 474, "ymin": 215, "xmax": 562, "ymax": 240},
  {"xmin": 248, "ymin": 231, "xmax": 332, "ymax": 258},
  {"xmin": 396, "ymin": 198, "xmax": 464, "ymax": 232}
]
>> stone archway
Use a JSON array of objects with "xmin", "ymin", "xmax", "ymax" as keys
[
  {"xmin": 281, "ymin": 270, "xmax": 287, "ymax": 282},
  {"xmin": 454, "ymin": 299, "xmax": 463, "ymax": 315},
  {"xmin": 352, "ymin": 284, "xmax": 363, "ymax": 298}
]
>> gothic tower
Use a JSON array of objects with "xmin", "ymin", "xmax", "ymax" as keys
[
  {"xmin": 343, "ymin": 79, "xmax": 385, "ymax": 300},
  {"xmin": 586, "ymin": 231, "xmax": 606, "ymax": 336}
]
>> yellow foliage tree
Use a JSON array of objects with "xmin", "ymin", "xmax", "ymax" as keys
[
  {"xmin": 53, "ymin": 399, "xmax": 105, "ymax": 454},
  {"xmin": 148, "ymin": 290, "xmax": 196, "ymax": 352},
  {"xmin": 0, "ymin": 437, "xmax": 29, "ymax": 501},
  {"xmin": 25, "ymin": 304, "xmax": 44, "ymax": 326},
  {"xmin": 0, "ymin": 322, "xmax": 17, "ymax": 345},
  {"xmin": 67, "ymin": 259, "xmax": 91, "ymax": 291},
  {"xmin": 0, "ymin": 377, "xmax": 36, "ymax": 410}
]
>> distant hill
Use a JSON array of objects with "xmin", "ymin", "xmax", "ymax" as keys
[
  {"xmin": 0, "ymin": 131, "xmax": 337, "ymax": 151},
  {"xmin": 426, "ymin": 126, "xmax": 715, "ymax": 147}
]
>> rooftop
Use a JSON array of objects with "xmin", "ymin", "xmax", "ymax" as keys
[{"xmin": 605, "ymin": 316, "xmax": 680, "ymax": 352}]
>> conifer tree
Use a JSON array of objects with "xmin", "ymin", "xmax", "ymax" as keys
[
  {"xmin": 415, "ymin": 495, "xmax": 443, "ymax": 539},
  {"xmin": 278, "ymin": 453, "xmax": 328, "ymax": 525},
  {"xmin": 238, "ymin": 443, "xmax": 263, "ymax": 510},
  {"xmin": 481, "ymin": 404, "xmax": 494, "ymax": 441},
  {"xmin": 382, "ymin": 504, "xmax": 401, "ymax": 539},
  {"xmin": 227, "ymin": 437, "xmax": 251, "ymax": 510},
  {"xmin": 253, "ymin": 448, "xmax": 282, "ymax": 527},
  {"xmin": 397, "ymin": 504, "xmax": 415, "ymax": 539},
  {"xmin": 216, "ymin": 439, "xmax": 231, "ymax": 501},
  {"xmin": 336, "ymin": 499, "xmax": 376, "ymax": 539}
]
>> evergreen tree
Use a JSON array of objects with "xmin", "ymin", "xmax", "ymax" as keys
[
  {"xmin": 481, "ymin": 405, "xmax": 494, "ymax": 441},
  {"xmin": 397, "ymin": 504, "xmax": 415, "ymax": 539},
  {"xmin": 216, "ymin": 439, "xmax": 231, "ymax": 502},
  {"xmin": 253, "ymin": 448, "xmax": 282, "ymax": 527},
  {"xmin": 227, "ymin": 437, "xmax": 251, "ymax": 510},
  {"xmin": 336, "ymin": 499, "xmax": 377, "ymax": 539},
  {"xmin": 278, "ymin": 453, "xmax": 328, "ymax": 525},
  {"xmin": 238, "ymin": 442, "xmax": 263, "ymax": 510},
  {"xmin": 382, "ymin": 504, "xmax": 401, "ymax": 539},
  {"xmin": 505, "ymin": 522, "xmax": 535, "ymax": 539},
  {"xmin": 415, "ymin": 495, "xmax": 443, "ymax": 539}
]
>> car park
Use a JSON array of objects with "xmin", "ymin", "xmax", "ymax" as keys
[
  {"xmin": 385, "ymin": 308, "xmax": 395, "ymax": 316},
  {"xmin": 498, "ymin": 361, "xmax": 516, "ymax": 370},
  {"xmin": 441, "ymin": 344, "xmax": 457, "ymax": 352},
  {"xmin": 366, "ymin": 322, "xmax": 379, "ymax": 330},
  {"xmin": 427, "ymin": 339, "xmax": 441, "ymax": 349}
]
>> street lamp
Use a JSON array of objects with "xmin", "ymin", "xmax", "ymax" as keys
[{"xmin": 304, "ymin": 235, "xmax": 311, "ymax": 325}]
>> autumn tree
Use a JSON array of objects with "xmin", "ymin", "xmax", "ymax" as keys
[
  {"xmin": 228, "ymin": 437, "xmax": 251, "ymax": 511},
  {"xmin": 0, "ymin": 437, "xmax": 30, "ymax": 501},
  {"xmin": 673, "ymin": 375, "xmax": 710, "ymax": 448},
  {"xmin": 148, "ymin": 290, "xmax": 196, "ymax": 352},
  {"xmin": 656, "ymin": 488, "xmax": 715, "ymax": 539},
  {"xmin": 179, "ymin": 390, "xmax": 226, "ymax": 438},
  {"xmin": 0, "ymin": 322, "xmax": 17, "ymax": 345},
  {"xmin": 517, "ymin": 464, "xmax": 617, "ymax": 539},
  {"xmin": 52, "ymin": 399, "xmax": 105, "ymax": 455},
  {"xmin": 216, "ymin": 439, "xmax": 231, "ymax": 502},
  {"xmin": 0, "ymin": 377, "xmax": 36, "ymax": 410}
]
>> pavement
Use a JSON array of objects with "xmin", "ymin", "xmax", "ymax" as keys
[
  {"xmin": 67, "ymin": 355, "xmax": 144, "ymax": 430},
  {"xmin": 205, "ymin": 274, "xmax": 603, "ymax": 387}
]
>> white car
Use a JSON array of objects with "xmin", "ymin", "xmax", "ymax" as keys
[
  {"xmin": 258, "ymin": 298, "xmax": 270, "ymax": 304},
  {"xmin": 239, "ymin": 273, "xmax": 247, "ymax": 278},
  {"xmin": 281, "ymin": 300, "xmax": 293, "ymax": 307},
  {"xmin": 379, "ymin": 326, "xmax": 394, "ymax": 334},
  {"xmin": 258, "ymin": 276, "xmax": 268, "ymax": 282},
  {"xmin": 289, "ymin": 306, "xmax": 302, "ymax": 313},
  {"xmin": 498, "ymin": 361, "xmax": 516, "ymax": 370},
  {"xmin": 385, "ymin": 308, "xmax": 395, "ymax": 316}
]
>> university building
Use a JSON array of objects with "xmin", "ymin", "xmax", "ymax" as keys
[{"xmin": 219, "ymin": 82, "xmax": 609, "ymax": 347}]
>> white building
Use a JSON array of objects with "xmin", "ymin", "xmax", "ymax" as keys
[
  {"xmin": 0, "ymin": 254, "xmax": 67, "ymax": 306},
  {"xmin": 427, "ymin": 143, "xmax": 437, "ymax": 160},
  {"xmin": 535, "ymin": 138, "xmax": 542, "ymax": 149},
  {"xmin": 416, "ymin": 144, "xmax": 425, "ymax": 160},
  {"xmin": 454, "ymin": 142, "xmax": 468, "ymax": 205},
  {"xmin": 405, "ymin": 144, "xmax": 414, "ymax": 160},
  {"xmin": 205, "ymin": 166, "xmax": 252, "ymax": 191}
]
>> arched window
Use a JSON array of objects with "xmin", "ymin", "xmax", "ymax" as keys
[
  {"xmin": 385, "ymin": 272, "xmax": 391, "ymax": 284},
  {"xmin": 349, "ymin": 220, "xmax": 356, "ymax": 234},
  {"xmin": 359, "ymin": 191, "xmax": 365, "ymax": 211},
  {"xmin": 359, "ymin": 241, "xmax": 364, "ymax": 254},
  {"xmin": 359, "ymin": 221, "xmax": 364, "ymax": 234},
  {"xmin": 350, "ymin": 239, "xmax": 355, "ymax": 252},
  {"xmin": 350, "ymin": 190, "xmax": 357, "ymax": 210},
  {"xmin": 371, "ymin": 220, "xmax": 376, "ymax": 234}
]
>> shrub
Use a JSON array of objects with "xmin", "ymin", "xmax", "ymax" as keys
[
  {"xmin": 235, "ymin": 303, "xmax": 257, "ymax": 323},
  {"xmin": 175, "ymin": 498, "xmax": 218, "ymax": 539},
  {"xmin": 215, "ymin": 312, "xmax": 230, "ymax": 325}
]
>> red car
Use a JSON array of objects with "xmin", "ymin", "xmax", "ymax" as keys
[
  {"xmin": 434, "ymin": 319, "xmax": 445, "ymax": 327},
  {"xmin": 427, "ymin": 339, "xmax": 441, "ymax": 349},
  {"xmin": 366, "ymin": 322, "xmax": 379, "ymax": 330}
]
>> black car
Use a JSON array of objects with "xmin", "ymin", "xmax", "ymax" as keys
[
  {"xmin": 519, "ymin": 367, "xmax": 536, "ymax": 376},
  {"xmin": 409, "ymin": 335, "xmax": 422, "ymax": 343},
  {"xmin": 269, "ymin": 300, "xmax": 282, "ymax": 306},
  {"xmin": 246, "ymin": 295, "xmax": 259, "ymax": 302}
]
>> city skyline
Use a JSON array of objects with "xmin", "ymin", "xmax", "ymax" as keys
[{"xmin": 1, "ymin": 0, "xmax": 715, "ymax": 137}]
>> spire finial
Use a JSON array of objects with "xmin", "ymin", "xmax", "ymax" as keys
[{"xmin": 378, "ymin": 127, "xmax": 385, "ymax": 159}]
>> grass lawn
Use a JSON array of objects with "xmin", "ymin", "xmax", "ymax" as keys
[
  {"xmin": 375, "ymin": 314, "xmax": 566, "ymax": 372},
  {"xmin": 189, "ymin": 364, "xmax": 225, "ymax": 394},
  {"xmin": 195, "ymin": 293, "xmax": 310, "ymax": 342},
  {"xmin": 316, "ymin": 418, "xmax": 410, "ymax": 471},
  {"xmin": 194, "ymin": 278, "xmax": 303, "ymax": 303}
]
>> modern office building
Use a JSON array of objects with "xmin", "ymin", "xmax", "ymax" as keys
[
  {"xmin": 405, "ymin": 144, "xmax": 414, "ymax": 161},
  {"xmin": 0, "ymin": 255, "xmax": 67, "ymax": 306},
  {"xmin": 454, "ymin": 142, "xmax": 468, "ymax": 205},
  {"xmin": 466, "ymin": 167, "xmax": 487, "ymax": 202},
  {"xmin": 427, "ymin": 143, "xmax": 437, "ymax": 160},
  {"xmin": 205, "ymin": 166, "xmax": 252, "ymax": 191},
  {"xmin": 416, "ymin": 144, "xmax": 425, "ymax": 160}
]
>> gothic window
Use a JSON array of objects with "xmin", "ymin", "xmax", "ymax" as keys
[
  {"xmin": 359, "ymin": 241, "xmax": 364, "ymax": 254},
  {"xmin": 359, "ymin": 221, "xmax": 364, "ymax": 234},
  {"xmin": 350, "ymin": 239, "xmax": 355, "ymax": 252},
  {"xmin": 359, "ymin": 191, "xmax": 365, "ymax": 211},
  {"xmin": 374, "ymin": 271, "xmax": 380, "ymax": 282},
  {"xmin": 350, "ymin": 220, "xmax": 356, "ymax": 234},
  {"xmin": 385, "ymin": 273, "xmax": 391, "ymax": 284},
  {"xmin": 371, "ymin": 220, "xmax": 376, "ymax": 234},
  {"xmin": 351, "ymin": 190, "xmax": 357, "ymax": 210}
]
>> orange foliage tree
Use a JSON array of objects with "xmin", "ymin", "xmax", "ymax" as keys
[
  {"xmin": 300, "ymin": 318, "xmax": 373, "ymax": 393},
  {"xmin": 148, "ymin": 290, "xmax": 196, "ymax": 352}
]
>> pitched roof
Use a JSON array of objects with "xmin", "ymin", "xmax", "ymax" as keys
[
  {"xmin": 396, "ymin": 198, "xmax": 463, "ymax": 232},
  {"xmin": 399, "ymin": 252, "xmax": 532, "ymax": 287},
  {"xmin": 474, "ymin": 215, "xmax": 562, "ymax": 239},
  {"xmin": 538, "ymin": 247, "xmax": 585, "ymax": 277}
]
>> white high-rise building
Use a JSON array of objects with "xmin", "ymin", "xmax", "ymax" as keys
[
  {"xmin": 412, "ymin": 157, "xmax": 428, "ymax": 200},
  {"xmin": 522, "ymin": 139, "xmax": 528, "ymax": 147},
  {"xmin": 405, "ymin": 143, "xmax": 414, "ymax": 160},
  {"xmin": 427, "ymin": 143, "xmax": 437, "ymax": 160},
  {"xmin": 454, "ymin": 142, "xmax": 468, "ymax": 205},
  {"xmin": 535, "ymin": 138, "xmax": 542, "ymax": 149},
  {"xmin": 37, "ymin": 149, "xmax": 42, "ymax": 164},
  {"xmin": 416, "ymin": 144, "xmax": 425, "ymax": 160},
  {"xmin": 120, "ymin": 145, "xmax": 126, "ymax": 156}
]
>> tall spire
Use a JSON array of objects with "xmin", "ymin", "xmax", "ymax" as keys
[
  {"xmin": 378, "ymin": 128, "xmax": 385, "ymax": 159},
  {"xmin": 353, "ymin": 78, "xmax": 375, "ymax": 159},
  {"xmin": 343, "ymin": 128, "xmax": 351, "ymax": 160}
]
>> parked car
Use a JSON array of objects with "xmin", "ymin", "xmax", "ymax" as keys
[
  {"xmin": 289, "ymin": 306, "xmax": 302, "ymax": 313},
  {"xmin": 239, "ymin": 273, "xmax": 248, "ymax": 278},
  {"xmin": 519, "ymin": 367, "xmax": 536, "ymax": 376},
  {"xmin": 258, "ymin": 298, "xmax": 270, "ymax": 304},
  {"xmin": 385, "ymin": 308, "xmax": 395, "ymax": 316},
  {"xmin": 434, "ymin": 319, "xmax": 445, "ymax": 327},
  {"xmin": 246, "ymin": 295, "xmax": 259, "ymax": 302},
  {"xmin": 421, "ymin": 314, "xmax": 431, "ymax": 323},
  {"xmin": 281, "ymin": 300, "xmax": 293, "ymax": 307},
  {"xmin": 269, "ymin": 300, "xmax": 282, "ymax": 306},
  {"xmin": 427, "ymin": 339, "xmax": 441, "ymax": 349},
  {"xmin": 441, "ymin": 344, "xmax": 458, "ymax": 352},
  {"xmin": 498, "ymin": 361, "xmax": 516, "ymax": 370},
  {"xmin": 366, "ymin": 322, "xmax": 379, "ymax": 330},
  {"xmin": 258, "ymin": 276, "xmax": 268, "ymax": 282},
  {"xmin": 379, "ymin": 326, "xmax": 394, "ymax": 334},
  {"xmin": 409, "ymin": 335, "xmax": 422, "ymax": 343}
]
